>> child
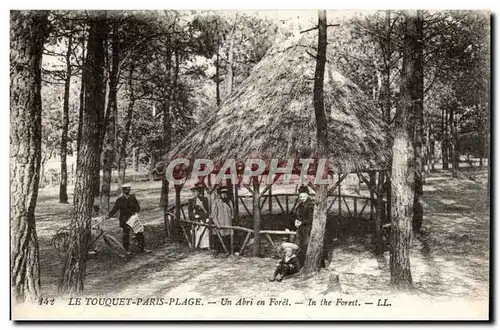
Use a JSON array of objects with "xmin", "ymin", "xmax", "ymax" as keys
[{"xmin": 269, "ymin": 242, "xmax": 300, "ymax": 282}]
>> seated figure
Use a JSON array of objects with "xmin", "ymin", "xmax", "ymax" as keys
[{"xmin": 269, "ymin": 242, "xmax": 300, "ymax": 282}]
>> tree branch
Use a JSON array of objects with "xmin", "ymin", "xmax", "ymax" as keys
[{"xmin": 300, "ymin": 26, "xmax": 318, "ymax": 34}]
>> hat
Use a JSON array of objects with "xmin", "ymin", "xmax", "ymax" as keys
[
  {"xmin": 280, "ymin": 242, "xmax": 299, "ymax": 251},
  {"xmin": 218, "ymin": 186, "xmax": 229, "ymax": 194},
  {"xmin": 298, "ymin": 185, "xmax": 309, "ymax": 194},
  {"xmin": 122, "ymin": 184, "xmax": 131, "ymax": 189}
]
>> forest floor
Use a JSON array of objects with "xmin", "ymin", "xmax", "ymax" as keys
[{"xmin": 29, "ymin": 168, "xmax": 490, "ymax": 320}]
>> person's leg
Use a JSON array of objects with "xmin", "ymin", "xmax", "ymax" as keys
[
  {"xmin": 122, "ymin": 225, "xmax": 130, "ymax": 251},
  {"xmin": 295, "ymin": 228, "xmax": 305, "ymax": 267},
  {"xmin": 269, "ymin": 266, "xmax": 281, "ymax": 281},
  {"xmin": 222, "ymin": 235, "xmax": 231, "ymax": 254},
  {"xmin": 301, "ymin": 226, "xmax": 312, "ymax": 267},
  {"xmin": 212, "ymin": 235, "xmax": 221, "ymax": 252}
]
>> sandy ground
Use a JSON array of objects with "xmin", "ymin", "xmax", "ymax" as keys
[{"xmin": 27, "ymin": 168, "xmax": 490, "ymax": 320}]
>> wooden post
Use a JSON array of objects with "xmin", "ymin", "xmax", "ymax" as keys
[
  {"xmin": 369, "ymin": 171, "xmax": 376, "ymax": 220},
  {"xmin": 285, "ymin": 195, "xmax": 289, "ymax": 214},
  {"xmin": 227, "ymin": 178, "xmax": 234, "ymax": 209},
  {"xmin": 230, "ymin": 230, "xmax": 234, "ymax": 255},
  {"xmin": 207, "ymin": 174, "xmax": 213, "ymax": 250},
  {"xmin": 234, "ymin": 182, "xmax": 239, "ymax": 222},
  {"xmin": 175, "ymin": 184, "xmax": 182, "ymax": 224},
  {"xmin": 268, "ymin": 184, "xmax": 272, "ymax": 214},
  {"xmin": 354, "ymin": 197, "xmax": 358, "ymax": 217},
  {"xmin": 252, "ymin": 177, "xmax": 261, "ymax": 257},
  {"xmin": 338, "ymin": 173, "xmax": 342, "ymax": 215}
]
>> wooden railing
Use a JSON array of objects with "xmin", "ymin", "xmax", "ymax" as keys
[
  {"xmin": 170, "ymin": 193, "xmax": 385, "ymax": 220},
  {"xmin": 166, "ymin": 192, "xmax": 386, "ymax": 254},
  {"xmin": 167, "ymin": 216, "xmax": 295, "ymax": 256}
]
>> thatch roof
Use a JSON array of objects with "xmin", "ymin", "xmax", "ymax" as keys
[{"xmin": 163, "ymin": 34, "xmax": 391, "ymax": 174}]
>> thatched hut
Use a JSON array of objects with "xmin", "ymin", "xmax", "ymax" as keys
[{"xmin": 163, "ymin": 33, "xmax": 391, "ymax": 255}]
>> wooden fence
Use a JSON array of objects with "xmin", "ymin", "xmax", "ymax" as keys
[{"xmin": 166, "ymin": 192, "xmax": 386, "ymax": 255}]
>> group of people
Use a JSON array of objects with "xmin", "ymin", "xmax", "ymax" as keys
[
  {"xmin": 186, "ymin": 181, "xmax": 322, "ymax": 282},
  {"xmin": 269, "ymin": 184, "xmax": 316, "ymax": 282},
  {"xmin": 105, "ymin": 181, "xmax": 324, "ymax": 282},
  {"xmin": 187, "ymin": 183, "xmax": 234, "ymax": 253}
]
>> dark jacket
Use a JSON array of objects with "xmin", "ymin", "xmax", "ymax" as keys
[
  {"xmin": 294, "ymin": 198, "xmax": 314, "ymax": 226},
  {"xmin": 274, "ymin": 255, "xmax": 300, "ymax": 277},
  {"xmin": 188, "ymin": 196, "xmax": 210, "ymax": 221},
  {"xmin": 108, "ymin": 194, "xmax": 140, "ymax": 228}
]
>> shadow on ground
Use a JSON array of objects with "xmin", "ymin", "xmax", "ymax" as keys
[{"xmin": 36, "ymin": 169, "xmax": 489, "ymax": 302}]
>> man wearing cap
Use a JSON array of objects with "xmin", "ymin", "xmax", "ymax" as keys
[
  {"xmin": 107, "ymin": 184, "xmax": 150, "ymax": 253},
  {"xmin": 297, "ymin": 183, "xmax": 310, "ymax": 195},
  {"xmin": 269, "ymin": 242, "xmax": 300, "ymax": 282},
  {"xmin": 188, "ymin": 183, "xmax": 210, "ymax": 221},
  {"xmin": 294, "ymin": 189, "xmax": 314, "ymax": 267}
]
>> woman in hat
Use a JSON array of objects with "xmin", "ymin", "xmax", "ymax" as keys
[
  {"xmin": 269, "ymin": 242, "xmax": 300, "ymax": 282},
  {"xmin": 188, "ymin": 183, "xmax": 210, "ymax": 249},
  {"xmin": 294, "ymin": 189, "xmax": 314, "ymax": 267},
  {"xmin": 210, "ymin": 186, "xmax": 233, "ymax": 253}
]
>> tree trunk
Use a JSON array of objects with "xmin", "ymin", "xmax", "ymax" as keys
[
  {"xmin": 59, "ymin": 34, "xmax": 73, "ymax": 204},
  {"xmin": 374, "ymin": 172, "xmax": 385, "ymax": 255},
  {"xmin": 76, "ymin": 41, "xmax": 86, "ymax": 159},
  {"xmin": 149, "ymin": 152, "xmax": 156, "ymax": 182},
  {"xmin": 390, "ymin": 10, "xmax": 421, "ymax": 290},
  {"xmin": 117, "ymin": 63, "xmax": 135, "ymax": 191},
  {"xmin": 224, "ymin": 21, "xmax": 237, "ymax": 206},
  {"xmin": 450, "ymin": 108, "xmax": 458, "ymax": 178},
  {"xmin": 385, "ymin": 173, "xmax": 392, "ymax": 222},
  {"xmin": 303, "ymin": 10, "xmax": 328, "ymax": 275},
  {"xmin": 382, "ymin": 10, "xmax": 393, "ymax": 224},
  {"xmin": 160, "ymin": 97, "xmax": 171, "ymax": 205},
  {"xmin": 411, "ymin": 10, "xmax": 424, "ymax": 234},
  {"xmin": 100, "ymin": 20, "xmax": 120, "ymax": 214},
  {"xmin": 442, "ymin": 108, "xmax": 449, "ymax": 170},
  {"xmin": 225, "ymin": 14, "xmax": 237, "ymax": 97},
  {"xmin": 10, "ymin": 10, "xmax": 48, "ymax": 304},
  {"xmin": 59, "ymin": 16, "xmax": 107, "ymax": 294},
  {"xmin": 452, "ymin": 109, "xmax": 459, "ymax": 177},
  {"xmin": 216, "ymin": 53, "xmax": 221, "ymax": 106},
  {"xmin": 132, "ymin": 147, "xmax": 138, "ymax": 180},
  {"xmin": 382, "ymin": 10, "xmax": 392, "ymax": 124},
  {"xmin": 160, "ymin": 38, "xmax": 173, "ymax": 207},
  {"xmin": 429, "ymin": 121, "xmax": 436, "ymax": 171}
]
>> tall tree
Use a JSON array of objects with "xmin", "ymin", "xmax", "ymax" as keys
[
  {"xmin": 59, "ymin": 33, "xmax": 73, "ymax": 203},
  {"xmin": 10, "ymin": 10, "xmax": 49, "ymax": 303},
  {"xmin": 59, "ymin": 14, "xmax": 108, "ymax": 293},
  {"xmin": 100, "ymin": 18, "xmax": 120, "ymax": 214},
  {"xmin": 76, "ymin": 33, "xmax": 86, "ymax": 158},
  {"xmin": 303, "ymin": 10, "xmax": 329, "ymax": 275},
  {"xmin": 390, "ymin": 10, "xmax": 422, "ymax": 290},
  {"xmin": 412, "ymin": 11, "xmax": 425, "ymax": 233},
  {"xmin": 117, "ymin": 61, "xmax": 136, "ymax": 188},
  {"xmin": 160, "ymin": 33, "xmax": 173, "ymax": 208}
]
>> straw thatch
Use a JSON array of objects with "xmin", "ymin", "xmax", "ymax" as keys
[{"xmin": 164, "ymin": 33, "xmax": 391, "ymax": 173}]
